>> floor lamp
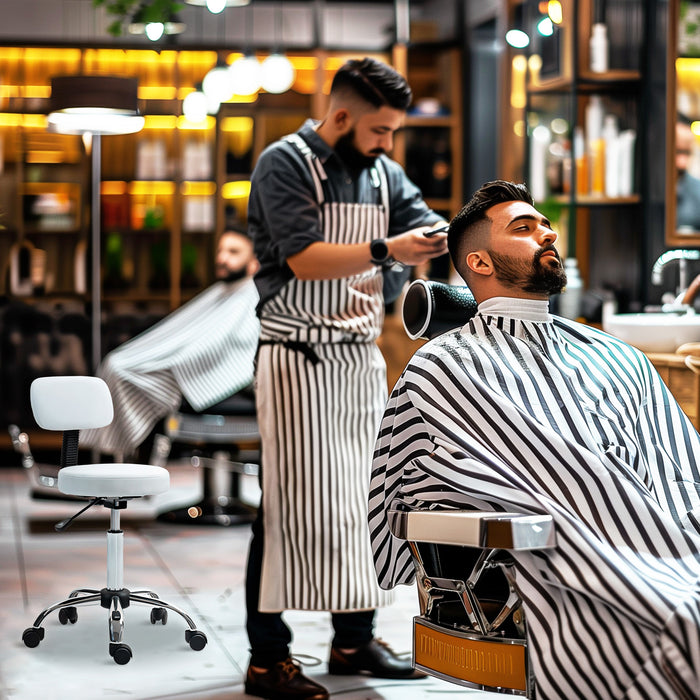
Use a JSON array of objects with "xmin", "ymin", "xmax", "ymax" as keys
[{"xmin": 48, "ymin": 75, "xmax": 145, "ymax": 373}]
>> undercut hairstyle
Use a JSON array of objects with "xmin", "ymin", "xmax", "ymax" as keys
[
  {"xmin": 448, "ymin": 180, "xmax": 534, "ymax": 273},
  {"xmin": 330, "ymin": 57, "xmax": 412, "ymax": 111}
]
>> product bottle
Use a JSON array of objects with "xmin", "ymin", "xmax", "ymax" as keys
[
  {"xmin": 586, "ymin": 96, "xmax": 605, "ymax": 195},
  {"xmin": 589, "ymin": 23, "xmax": 609, "ymax": 73},
  {"xmin": 574, "ymin": 127, "xmax": 588, "ymax": 196},
  {"xmin": 603, "ymin": 114, "xmax": 619, "ymax": 198},
  {"xmin": 558, "ymin": 258, "xmax": 583, "ymax": 320}
]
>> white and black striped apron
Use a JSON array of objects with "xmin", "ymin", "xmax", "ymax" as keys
[{"xmin": 257, "ymin": 134, "xmax": 395, "ymax": 611}]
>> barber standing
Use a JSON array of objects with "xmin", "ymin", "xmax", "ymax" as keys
[{"xmin": 244, "ymin": 57, "xmax": 448, "ymax": 700}]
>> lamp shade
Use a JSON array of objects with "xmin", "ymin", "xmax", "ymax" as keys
[{"xmin": 48, "ymin": 75, "xmax": 145, "ymax": 135}]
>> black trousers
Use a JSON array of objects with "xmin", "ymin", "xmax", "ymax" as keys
[{"xmin": 245, "ymin": 503, "xmax": 376, "ymax": 668}]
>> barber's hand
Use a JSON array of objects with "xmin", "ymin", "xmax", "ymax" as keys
[{"xmin": 387, "ymin": 223, "xmax": 449, "ymax": 266}]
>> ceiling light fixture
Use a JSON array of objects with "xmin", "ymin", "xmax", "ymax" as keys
[
  {"xmin": 261, "ymin": 54, "xmax": 296, "ymax": 94},
  {"xmin": 229, "ymin": 54, "xmax": 262, "ymax": 96},
  {"xmin": 128, "ymin": 5, "xmax": 186, "ymax": 41},
  {"xmin": 202, "ymin": 57, "xmax": 235, "ymax": 106},
  {"xmin": 184, "ymin": 0, "xmax": 250, "ymax": 12}
]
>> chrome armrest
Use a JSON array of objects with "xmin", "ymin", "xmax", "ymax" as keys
[{"xmin": 388, "ymin": 509, "xmax": 556, "ymax": 550}]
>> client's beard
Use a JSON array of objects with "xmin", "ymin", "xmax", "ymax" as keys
[
  {"xmin": 489, "ymin": 246, "xmax": 567, "ymax": 296},
  {"xmin": 217, "ymin": 266, "xmax": 248, "ymax": 283},
  {"xmin": 334, "ymin": 131, "xmax": 383, "ymax": 172}
]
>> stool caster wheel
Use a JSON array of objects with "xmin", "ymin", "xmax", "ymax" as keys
[
  {"xmin": 109, "ymin": 642, "xmax": 132, "ymax": 665},
  {"xmin": 186, "ymin": 629, "xmax": 207, "ymax": 651},
  {"xmin": 22, "ymin": 627, "xmax": 45, "ymax": 648},
  {"xmin": 150, "ymin": 607, "xmax": 168, "ymax": 625},
  {"xmin": 58, "ymin": 607, "xmax": 78, "ymax": 625}
]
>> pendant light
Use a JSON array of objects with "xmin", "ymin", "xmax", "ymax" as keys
[
  {"xmin": 202, "ymin": 57, "xmax": 235, "ymax": 105},
  {"xmin": 229, "ymin": 5, "xmax": 261, "ymax": 97},
  {"xmin": 260, "ymin": 6, "xmax": 295, "ymax": 94},
  {"xmin": 128, "ymin": 5, "xmax": 186, "ymax": 42},
  {"xmin": 185, "ymin": 0, "xmax": 251, "ymax": 12}
]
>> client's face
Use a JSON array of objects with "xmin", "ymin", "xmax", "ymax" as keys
[
  {"xmin": 485, "ymin": 201, "xmax": 567, "ymax": 297},
  {"xmin": 215, "ymin": 233, "xmax": 255, "ymax": 282}
]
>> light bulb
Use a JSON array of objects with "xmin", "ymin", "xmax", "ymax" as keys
[
  {"xmin": 203, "ymin": 64, "xmax": 235, "ymax": 104},
  {"xmin": 505, "ymin": 29, "xmax": 530, "ymax": 49},
  {"xmin": 206, "ymin": 0, "xmax": 227, "ymax": 12},
  {"xmin": 261, "ymin": 54, "xmax": 296, "ymax": 94},
  {"xmin": 145, "ymin": 22, "xmax": 165, "ymax": 41},
  {"xmin": 229, "ymin": 55, "xmax": 262, "ymax": 96},
  {"xmin": 183, "ymin": 91, "xmax": 208, "ymax": 122}
]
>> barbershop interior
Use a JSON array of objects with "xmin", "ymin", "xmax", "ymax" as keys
[{"xmin": 3, "ymin": 0, "xmax": 700, "ymax": 699}]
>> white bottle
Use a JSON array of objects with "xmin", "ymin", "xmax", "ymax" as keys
[
  {"xmin": 603, "ymin": 115, "xmax": 619, "ymax": 198},
  {"xmin": 559, "ymin": 258, "xmax": 583, "ymax": 320},
  {"xmin": 589, "ymin": 23, "xmax": 609, "ymax": 73}
]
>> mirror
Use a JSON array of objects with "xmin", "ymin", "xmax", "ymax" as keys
[{"xmin": 667, "ymin": 0, "xmax": 700, "ymax": 245}]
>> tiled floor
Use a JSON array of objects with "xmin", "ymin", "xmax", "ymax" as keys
[{"xmin": 0, "ymin": 461, "xmax": 494, "ymax": 700}]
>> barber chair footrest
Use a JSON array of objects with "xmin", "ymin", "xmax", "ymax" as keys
[{"xmin": 413, "ymin": 617, "xmax": 528, "ymax": 696}]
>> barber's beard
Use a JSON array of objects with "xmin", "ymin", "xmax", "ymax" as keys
[
  {"xmin": 217, "ymin": 266, "xmax": 248, "ymax": 283},
  {"xmin": 334, "ymin": 130, "xmax": 383, "ymax": 172},
  {"xmin": 488, "ymin": 246, "xmax": 567, "ymax": 296}
]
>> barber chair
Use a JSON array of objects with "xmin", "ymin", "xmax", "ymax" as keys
[
  {"xmin": 396, "ymin": 280, "xmax": 557, "ymax": 697},
  {"xmin": 151, "ymin": 387, "xmax": 260, "ymax": 526},
  {"xmin": 388, "ymin": 509, "xmax": 555, "ymax": 696}
]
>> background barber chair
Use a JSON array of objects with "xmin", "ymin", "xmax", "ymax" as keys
[
  {"xmin": 150, "ymin": 385, "xmax": 260, "ymax": 527},
  {"xmin": 398, "ymin": 280, "xmax": 557, "ymax": 697}
]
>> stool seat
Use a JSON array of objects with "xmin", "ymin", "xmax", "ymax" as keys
[{"xmin": 58, "ymin": 464, "xmax": 170, "ymax": 498}]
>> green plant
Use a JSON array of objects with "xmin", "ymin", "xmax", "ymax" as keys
[{"xmin": 93, "ymin": 0, "xmax": 184, "ymax": 37}]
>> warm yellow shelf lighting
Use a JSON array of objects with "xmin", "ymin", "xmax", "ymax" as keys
[
  {"xmin": 677, "ymin": 58, "xmax": 700, "ymax": 92},
  {"xmin": 25, "ymin": 151, "xmax": 70, "ymax": 163},
  {"xmin": 139, "ymin": 86, "xmax": 178, "ymax": 100},
  {"xmin": 143, "ymin": 115, "xmax": 178, "ymax": 129},
  {"xmin": 221, "ymin": 117, "xmax": 254, "ymax": 133},
  {"xmin": 221, "ymin": 180, "xmax": 251, "ymax": 199},
  {"xmin": 101, "ymin": 181, "xmax": 129, "ymax": 196},
  {"xmin": 129, "ymin": 181, "xmax": 176, "ymax": 196},
  {"xmin": 177, "ymin": 115, "xmax": 216, "ymax": 130},
  {"xmin": 23, "ymin": 182, "xmax": 79, "ymax": 195},
  {"xmin": 181, "ymin": 181, "xmax": 217, "ymax": 196},
  {"xmin": 0, "ymin": 114, "xmax": 48, "ymax": 129}
]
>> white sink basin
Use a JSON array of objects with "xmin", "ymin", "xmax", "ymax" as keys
[{"xmin": 602, "ymin": 312, "xmax": 700, "ymax": 353}]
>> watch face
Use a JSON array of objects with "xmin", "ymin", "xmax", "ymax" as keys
[{"xmin": 370, "ymin": 238, "xmax": 389, "ymax": 262}]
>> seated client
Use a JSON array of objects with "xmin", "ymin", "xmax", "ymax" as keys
[
  {"xmin": 369, "ymin": 180, "xmax": 700, "ymax": 699},
  {"xmin": 81, "ymin": 230, "xmax": 260, "ymax": 459}
]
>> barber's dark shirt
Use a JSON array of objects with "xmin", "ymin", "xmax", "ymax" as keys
[{"xmin": 248, "ymin": 119, "xmax": 442, "ymax": 312}]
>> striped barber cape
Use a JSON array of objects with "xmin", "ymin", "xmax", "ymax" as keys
[
  {"xmin": 81, "ymin": 278, "xmax": 259, "ymax": 456},
  {"xmin": 369, "ymin": 306, "xmax": 700, "ymax": 699}
]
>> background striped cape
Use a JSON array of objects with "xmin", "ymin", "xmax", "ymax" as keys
[
  {"xmin": 370, "ymin": 312, "xmax": 700, "ymax": 699},
  {"xmin": 81, "ymin": 278, "xmax": 259, "ymax": 456}
]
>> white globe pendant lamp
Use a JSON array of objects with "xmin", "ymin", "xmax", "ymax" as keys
[
  {"xmin": 261, "ymin": 53, "xmax": 295, "ymax": 94},
  {"xmin": 202, "ymin": 60, "xmax": 235, "ymax": 105},
  {"xmin": 229, "ymin": 54, "xmax": 262, "ymax": 96}
]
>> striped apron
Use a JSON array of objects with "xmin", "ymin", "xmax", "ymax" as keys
[{"xmin": 257, "ymin": 134, "xmax": 395, "ymax": 612}]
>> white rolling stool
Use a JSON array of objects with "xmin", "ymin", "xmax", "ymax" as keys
[{"xmin": 21, "ymin": 376, "xmax": 208, "ymax": 665}]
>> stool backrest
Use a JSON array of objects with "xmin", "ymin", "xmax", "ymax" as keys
[{"xmin": 31, "ymin": 376, "xmax": 114, "ymax": 431}]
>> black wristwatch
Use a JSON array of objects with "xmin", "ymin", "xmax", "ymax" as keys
[{"xmin": 370, "ymin": 238, "xmax": 390, "ymax": 265}]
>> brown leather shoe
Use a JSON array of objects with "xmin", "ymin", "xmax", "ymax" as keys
[
  {"xmin": 328, "ymin": 638, "xmax": 427, "ymax": 679},
  {"xmin": 244, "ymin": 658, "xmax": 329, "ymax": 700}
]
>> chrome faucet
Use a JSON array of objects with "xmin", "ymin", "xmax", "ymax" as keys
[{"xmin": 651, "ymin": 249, "xmax": 700, "ymax": 310}]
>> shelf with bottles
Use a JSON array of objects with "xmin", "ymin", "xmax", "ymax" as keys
[{"xmin": 528, "ymin": 90, "xmax": 639, "ymax": 206}]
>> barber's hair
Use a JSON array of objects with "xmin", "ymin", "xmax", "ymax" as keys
[
  {"xmin": 330, "ymin": 57, "xmax": 412, "ymax": 111},
  {"xmin": 448, "ymin": 180, "xmax": 533, "ymax": 266}
]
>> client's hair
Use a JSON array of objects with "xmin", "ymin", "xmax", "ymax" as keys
[
  {"xmin": 330, "ymin": 58, "xmax": 412, "ymax": 111},
  {"xmin": 448, "ymin": 180, "xmax": 533, "ymax": 267}
]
